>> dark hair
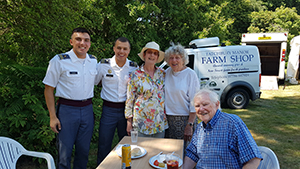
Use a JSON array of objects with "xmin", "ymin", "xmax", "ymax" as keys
[
  {"xmin": 114, "ymin": 37, "xmax": 131, "ymax": 48},
  {"xmin": 71, "ymin": 27, "xmax": 90, "ymax": 37}
]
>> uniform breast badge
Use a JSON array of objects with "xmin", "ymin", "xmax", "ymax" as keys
[{"xmin": 106, "ymin": 69, "xmax": 113, "ymax": 77}]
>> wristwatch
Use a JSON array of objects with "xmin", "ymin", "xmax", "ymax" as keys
[{"xmin": 188, "ymin": 122, "xmax": 193, "ymax": 126}]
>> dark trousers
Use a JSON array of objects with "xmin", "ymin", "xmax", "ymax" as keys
[
  {"xmin": 57, "ymin": 104, "xmax": 94, "ymax": 169},
  {"xmin": 97, "ymin": 105, "xmax": 127, "ymax": 165}
]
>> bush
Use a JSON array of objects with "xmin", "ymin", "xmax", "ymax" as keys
[{"xmin": 0, "ymin": 62, "xmax": 56, "ymax": 162}]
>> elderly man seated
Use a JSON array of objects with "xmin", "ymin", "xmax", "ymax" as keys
[{"xmin": 183, "ymin": 89, "xmax": 263, "ymax": 169}]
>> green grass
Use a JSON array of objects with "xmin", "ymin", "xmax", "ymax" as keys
[
  {"xmin": 18, "ymin": 82, "xmax": 300, "ymax": 169},
  {"xmin": 224, "ymin": 83, "xmax": 300, "ymax": 169}
]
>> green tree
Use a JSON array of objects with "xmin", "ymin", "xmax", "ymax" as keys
[
  {"xmin": 260, "ymin": 0, "xmax": 300, "ymax": 15},
  {"xmin": 89, "ymin": 0, "xmax": 238, "ymax": 61},
  {"xmin": 0, "ymin": 0, "xmax": 93, "ymax": 67},
  {"xmin": 221, "ymin": 0, "xmax": 266, "ymax": 44},
  {"xmin": 88, "ymin": 0, "xmax": 145, "ymax": 64},
  {"xmin": 248, "ymin": 6, "xmax": 300, "ymax": 36},
  {"xmin": 124, "ymin": 0, "xmax": 234, "ymax": 50}
]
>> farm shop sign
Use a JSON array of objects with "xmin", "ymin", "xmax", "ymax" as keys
[
  {"xmin": 200, "ymin": 50, "xmax": 255, "ymax": 73},
  {"xmin": 201, "ymin": 50, "xmax": 255, "ymax": 64}
]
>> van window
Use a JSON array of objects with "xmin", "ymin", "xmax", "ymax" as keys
[{"xmin": 187, "ymin": 54, "xmax": 194, "ymax": 69}]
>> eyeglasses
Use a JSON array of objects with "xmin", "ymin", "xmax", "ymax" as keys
[{"xmin": 145, "ymin": 50, "xmax": 159, "ymax": 56}]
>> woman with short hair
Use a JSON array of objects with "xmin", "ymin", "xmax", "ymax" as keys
[{"xmin": 164, "ymin": 43, "xmax": 200, "ymax": 153}]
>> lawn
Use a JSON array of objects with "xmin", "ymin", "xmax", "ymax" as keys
[
  {"xmin": 18, "ymin": 82, "xmax": 300, "ymax": 169},
  {"xmin": 225, "ymin": 83, "xmax": 300, "ymax": 169}
]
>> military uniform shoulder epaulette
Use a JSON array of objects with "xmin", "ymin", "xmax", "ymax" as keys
[
  {"xmin": 129, "ymin": 61, "xmax": 138, "ymax": 67},
  {"xmin": 89, "ymin": 54, "xmax": 97, "ymax": 59},
  {"xmin": 100, "ymin": 58, "xmax": 110, "ymax": 64},
  {"xmin": 58, "ymin": 53, "xmax": 70, "ymax": 60}
]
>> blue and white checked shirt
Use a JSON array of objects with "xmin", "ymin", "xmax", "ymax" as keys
[{"xmin": 186, "ymin": 110, "xmax": 262, "ymax": 169}]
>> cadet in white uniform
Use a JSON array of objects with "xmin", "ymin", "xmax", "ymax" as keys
[
  {"xmin": 95, "ymin": 37, "xmax": 138, "ymax": 165},
  {"xmin": 43, "ymin": 28, "xmax": 97, "ymax": 169}
]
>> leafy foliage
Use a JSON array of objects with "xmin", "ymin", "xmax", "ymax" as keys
[
  {"xmin": 248, "ymin": 6, "xmax": 300, "ymax": 34},
  {"xmin": 260, "ymin": 0, "xmax": 300, "ymax": 15},
  {"xmin": 0, "ymin": 62, "xmax": 56, "ymax": 157},
  {"xmin": 0, "ymin": 0, "xmax": 93, "ymax": 67}
]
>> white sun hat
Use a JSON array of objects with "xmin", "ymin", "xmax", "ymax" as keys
[{"xmin": 138, "ymin": 42, "xmax": 165, "ymax": 63}]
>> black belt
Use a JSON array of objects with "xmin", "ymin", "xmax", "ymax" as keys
[
  {"xmin": 58, "ymin": 98, "xmax": 92, "ymax": 107},
  {"xmin": 103, "ymin": 99, "xmax": 125, "ymax": 108}
]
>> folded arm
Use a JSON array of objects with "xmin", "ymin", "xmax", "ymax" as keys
[
  {"xmin": 182, "ymin": 156, "xmax": 196, "ymax": 169},
  {"xmin": 242, "ymin": 157, "xmax": 261, "ymax": 169}
]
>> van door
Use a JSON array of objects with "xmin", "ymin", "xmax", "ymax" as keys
[
  {"xmin": 192, "ymin": 48, "xmax": 228, "ymax": 97},
  {"xmin": 241, "ymin": 33, "xmax": 287, "ymax": 80}
]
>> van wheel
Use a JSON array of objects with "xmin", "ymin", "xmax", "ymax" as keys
[{"xmin": 226, "ymin": 88, "xmax": 249, "ymax": 109}]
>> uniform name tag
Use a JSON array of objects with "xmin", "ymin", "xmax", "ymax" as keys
[
  {"xmin": 106, "ymin": 74, "xmax": 113, "ymax": 77},
  {"xmin": 70, "ymin": 71, "xmax": 78, "ymax": 74}
]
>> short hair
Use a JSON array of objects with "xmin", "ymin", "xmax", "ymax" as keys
[
  {"xmin": 164, "ymin": 43, "xmax": 189, "ymax": 66},
  {"xmin": 114, "ymin": 37, "xmax": 131, "ymax": 48},
  {"xmin": 192, "ymin": 88, "xmax": 221, "ymax": 109},
  {"xmin": 71, "ymin": 27, "xmax": 91, "ymax": 38}
]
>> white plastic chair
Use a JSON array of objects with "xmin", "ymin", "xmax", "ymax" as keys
[
  {"xmin": 0, "ymin": 136, "xmax": 56, "ymax": 169},
  {"xmin": 258, "ymin": 146, "xmax": 280, "ymax": 169}
]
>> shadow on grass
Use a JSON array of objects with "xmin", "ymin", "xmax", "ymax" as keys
[{"xmin": 223, "ymin": 90, "xmax": 300, "ymax": 169}]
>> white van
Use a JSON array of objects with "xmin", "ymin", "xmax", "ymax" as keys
[
  {"xmin": 241, "ymin": 32, "xmax": 287, "ymax": 82},
  {"xmin": 161, "ymin": 37, "xmax": 261, "ymax": 109}
]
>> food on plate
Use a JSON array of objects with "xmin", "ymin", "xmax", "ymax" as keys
[
  {"xmin": 158, "ymin": 162, "xmax": 165, "ymax": 167},
  {"xmin": 154, "ymin": 159, "xmax": 165, "ymax": 167},
  {"xmin": 131, "ymin": 147, "xmax": 142, "ymax": 157}
]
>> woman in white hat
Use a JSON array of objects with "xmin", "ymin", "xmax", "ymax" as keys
[
  {"xmin": 125, "ymin": 42, "xmax": 168, "ymax": 138},
  {"xmin": 164, "ymin": 43, "xmax": 200, "ymax": 154}
]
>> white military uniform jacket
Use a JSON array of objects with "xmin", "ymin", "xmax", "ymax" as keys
[
  {"xmin": 95, "ymin": 55, "xmax": 138, "ymax": 102},
  {"xmin": 43, "ymin": 49, "xmax": 98, "ymax": 100}
]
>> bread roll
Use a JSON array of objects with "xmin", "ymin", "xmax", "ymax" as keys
[{"xmin": 131, "ymin": 147, "xmax": 142, "ymax": 157}]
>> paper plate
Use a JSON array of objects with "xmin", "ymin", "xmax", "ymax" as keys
[
  {"xmin": 115, "ymin": 144, "xmax": 147, "ymax": 159},
  {"xmin": 149, "ymin": 154, "xmax": 183, "ymax": 169}
]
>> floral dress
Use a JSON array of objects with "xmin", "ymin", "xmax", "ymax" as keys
[{"xmin": 125, "ymin": 65, "xmax": 168, "ymax": 135}]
